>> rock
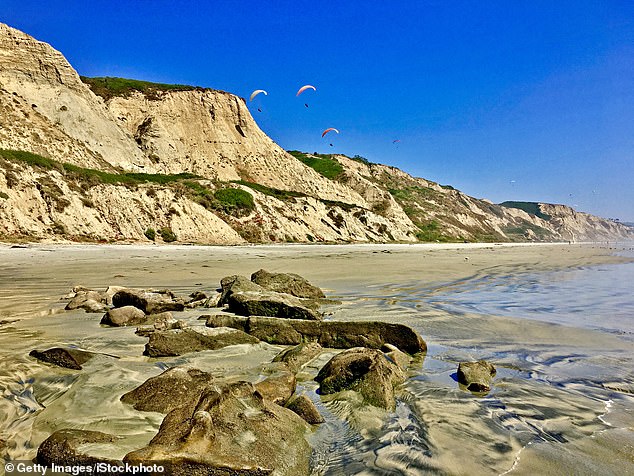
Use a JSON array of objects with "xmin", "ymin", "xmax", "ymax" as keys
[
  {"xmin": 112, "ymin": 289, "xmax": 184, "ymax": 314},
  {"xmin": 218, "ymin": 275, "xmax": 264, "ymax": 306},
  {"xmin": 255, "ymin": 364, "xmax": 297, "ymax": 405},
  {"xmin": 100, "ymin": 305, "xmax": 145, "ymax": 327},
  {"xmin": 124, "ymin": 381, "xmax": 310, "ymax": 476},
  {"xmin": 144, "ymin": 327, "xmax": 260, "ymax": 357},
  {"xmin": 103, "ymin": 285, "xmax": 126, "ymax": 305},
  {"xmin": 135, "ymin": 316, "xmax": 185, "ymax": 337},
  {"xmin": 272, "ymin": 342, "xmax": 322, "ymax": 373},
  {"xmin": 286, "ymin": 395, "xmax": 324, "ymax": 424},
  {"xmin": 202, "ymin": 292, "xmax": 221, "ymax": 308},
  {"xmin": 121, "ymin": 367, "xmax": 214, "ymax": 413},
  {"xmin": 457, "ymin": 360, "xmax": 496, "ymax": 392},
  {"xmin": 185, "ymin": 291, "xmax": 208, "ymax": 309},
  {"xmin": 189, "ymin": 290, "xmax": 208, "ymax": 301},
  {"xmin": 205, "ymin": 315, "xmax": 426, "ymax": 354},
  {"xmin": 36, "ymin": 429, "xmax": 120, "ymax": 470},
  {"xmin": 315, "ymin": 347, "xmax": 406, "ymax": 409},
  {"xmin": 251, "ymin": 269, "xmax": 325, "ymax": 299},
  {"xmin": 382, "ymin": 343, "xmax": 413, "ymax": 370},
  {"xmin": 29, "ymin": 347, "xmax": 95, "ymax": 370},
  {"xmin": 227, "ymin": 291, "xmax": 322, "ymax": 320},
  {"xmin": 65, "ymin": 291, "xmax": 107, "ymax": 312}
]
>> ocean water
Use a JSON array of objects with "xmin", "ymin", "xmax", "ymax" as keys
[{"xmin": 0, "ymin": 245, "xmax": 633, "ymax": 475}]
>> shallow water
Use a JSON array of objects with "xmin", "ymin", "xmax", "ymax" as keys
[{"xmin": 0, "ymin": 244, "xmax": 633, "ymax": 475}]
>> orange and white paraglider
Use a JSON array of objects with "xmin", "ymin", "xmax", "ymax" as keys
[
  {"xmin": 296, "ymin": 84, "xmax": 316, "ymax": 96},
  {"xmin": 321, "ymin": 127, "xmax": 339, "ymax": 138},
  {"xmin": 249, "ymin": 89, "xmax": 267, "ymax": 101}
]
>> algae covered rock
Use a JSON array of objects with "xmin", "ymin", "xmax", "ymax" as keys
[
  {"xmin": 457, "ymin": 360, "xmax": 496, "ymax": 392},
  {"xmin": 315, "ymin": 347, "xmax": 405, "ymax": 409}
]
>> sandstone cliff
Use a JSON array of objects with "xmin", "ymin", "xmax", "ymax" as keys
[{"xmin": 0, "ymin": 23, "xmax": 631, "ymax": 244}]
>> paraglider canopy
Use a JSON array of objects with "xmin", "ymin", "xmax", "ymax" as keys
[
  {"xmin": 297, "ymin": 85, "xmax": 316, "ymax": 96},
  {"xmin": 249, "ymin": 89, "xmax": 267, "ymax": 101},
  {"xmin": 392, "ymin": 139, "xmax": 401, "ymax": 143},
  {"xmin": 321, "ymin": 127, "xmax": 339, "ymax": 138}
]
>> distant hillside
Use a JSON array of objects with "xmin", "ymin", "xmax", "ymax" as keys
[{"xmin": 0, "ymin": 22, "xmax": 632, "ymax": 244}]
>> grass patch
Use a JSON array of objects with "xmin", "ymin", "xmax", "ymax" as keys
[
  {"xmin": 499, "ymin": 201, "xmax": 552, "ymax": 221},
  {"xmin": 0, "ymin": 149, "xmax": 61, "ymax": 170},
  {"xmin": 80, "ymin": 76, "xmax": 202, "ymax": 101},
  {"xmin": 213, "ymin": 188, "xmax": 255, "ymax": 216},
  {"xmin": 288, "ymin": 150, "xmax": 344, "ymax": 180},
  {"xmin": 415, "ymin": 220, "xmax": 449, "ymax": 242}
]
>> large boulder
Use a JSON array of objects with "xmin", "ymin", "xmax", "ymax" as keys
[
  {"xmin": 272, "ymin": 342, "xmax": 323, "ymax": 373},
  {"xmin": 121, "ymin": 367, "xmax": 214, "ymax": 413},
  {"xmin": 205, "ymin": 315, "xmax": 426, "ymax": 355},
  {"xmin": 285, "ymin": 395, "xmax": 324, "ymax": 425},
  {"xmin": 457, "ymin": 360, "xmax": 496, "ymax": 392},
  {"xmin": 227, "ymin": 291, "xmax": 322, "ymax": 320},
  {"xmin": 315, "ymin": 347, "xmax": 406, "ymax": 409},
  {"xmin": 254, "ymin": 363, "xmax": 297, "ymax": 405},
  {"xmin": 36, "ymin": 429, "xmax": 120, "ymax": 470},
  {"xmin": 112, "ymin": 289, "xmax": 184, "ymax": 314},
  {"xmin": 124, "ymin": 381, "xmax": 310, "ymax": 476},
  {"xmin": 144, "ymin": 327, "xmax": 260, "ymax": 357},
  {"xmin": 29, "ymin": 348, "xmax": 96, "ymax": 370},
  {"xmin": 100, "ymin": 306, "xmax": 146, "ymax": 327},
  {"xmin": 251, "ymin": 269, "xmax": 325, "ymax": 299},
  {"xmin": 218, "ymin": 275, "xmax": 264, "ymax": 306}
]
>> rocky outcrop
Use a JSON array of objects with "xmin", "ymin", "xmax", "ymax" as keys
[
  {"xmin": 100, "ymin": 306, "xmax": 146, "ymax": 327},
  {"xmin": 315, "ymin": 347, "xmax": 406, "ymax": 409},
  {"xmin": 285, "ymin": 395, "xmax": 324, "ymax": 425},
  {"xmin": 143, "ymin": 327, "xmax": 259, "ymax": 357},
  {"xmin": 254, "ymin": 364, "xmax": 297, "ymax": 405},
  {"xmin": 218, "ymin": 274, "xmax": 264, "ymax": 306},
  {"xmin": 29, "ymin": 347, "xmax": 97, "ymax": 370},
  {"xmin": 112, "ymin": 289, "xmax": 184, "ymax": 314},
  {"xmin": 205, "ymin": 315, "xmax": 427, "ymax": 354},
  {"xmin": 36, "ymin": 429, "xmax": 120, "ymax": 470},
  {"xmin": 124, "ymin": 381, "xmax": 310, "ymax": 476},
  {"xmin": 226, "ymin": 291, "xmax": 323, "ymax": 320},
  {"xmin": 121, "ymin": 367, "xmax": 214, "ymax": 413},
  {"xmin": 250, "ymin": 269, "xmax": 325, "ymax": 299},
  {"xmin": 272, "ymin": 342, "xmax": 323, "ymax": 373},
  {"xmin": 457, "ymin": 360, "xmax": 496, "ymax": 393}
]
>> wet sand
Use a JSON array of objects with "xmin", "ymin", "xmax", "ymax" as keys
[{"xmin": 1, "ymin": 242, "xmax": 633, "ymax": 475}]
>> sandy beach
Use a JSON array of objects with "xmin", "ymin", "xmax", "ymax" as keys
[{"xmin": 1, "ymin": 242, "xmax": 633, "ymax": 475}]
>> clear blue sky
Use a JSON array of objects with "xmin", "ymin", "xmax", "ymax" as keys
[{"xmin": 2, "ymin": 1, "xmax": 633, "ymax": 220}]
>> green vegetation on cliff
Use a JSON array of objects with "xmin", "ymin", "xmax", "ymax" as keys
[
  {"xmin": 80, "ymin": 76, "xmax": 203, "ymax": 100},
  {"xmin": 288, "ymin": 150, "xmax": 344, "ymax": 179},
  {"xmin": 499, "ymin": 201, "xmax": 552, "ymax": 221}
]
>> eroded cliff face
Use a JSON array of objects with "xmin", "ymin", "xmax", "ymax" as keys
[
  {"xmin": 0, "ymin": 23, "xmax": 150, "ymax": 171},
  {"xmin": 105, "ymin": 90, "xmax": 366, "ymax": 204},
  {"xmin": 0, "ymin": 22, "xmax": 631, "ymax": 244}
]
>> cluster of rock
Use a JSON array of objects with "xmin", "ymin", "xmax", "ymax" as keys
[{"xmin": 30, "ymin": 269, "xmax": 493, "ymax": 474}]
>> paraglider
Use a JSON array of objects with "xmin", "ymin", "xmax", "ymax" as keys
[
  {"xmin": 296, "ymin": 85, "xmax": 316, "ymax": 96},
  {"xmin": 392, "ymin": 139, "xmax": 401, "ymax": 144},
  {"xmin": 304, "ymin": 103, "xmax": 309, "ymax": 108},
  {"xmin": 321, "ymin": 127, "xmax": 339, "ymax": 138},
  {"xmin": 249, "ymin": 89, "xmax": 267, "ymax": 101}
]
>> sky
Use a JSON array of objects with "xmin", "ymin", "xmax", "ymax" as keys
[{"xmin": 2, "ymin": 1, "xmax": 633, "ymax": 220}]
